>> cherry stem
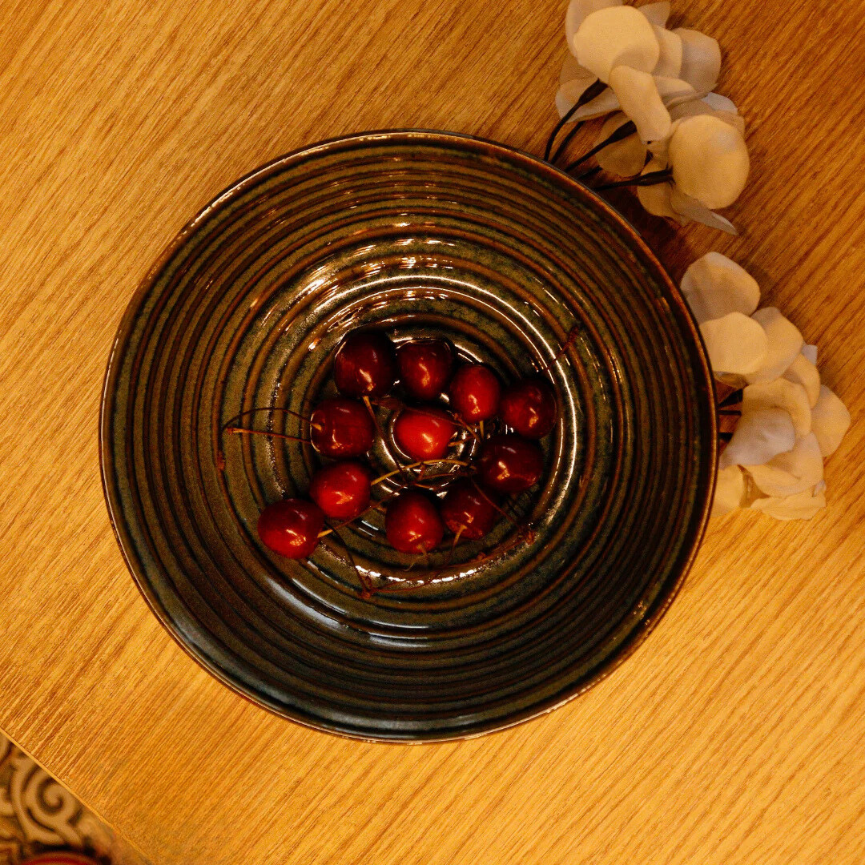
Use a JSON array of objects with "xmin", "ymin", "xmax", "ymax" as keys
[
  {"xmin": 321, "ymin": 523, "xmax": 374, "ymax": 596},
  {"xmin": 363, "ymin": 396, "xmax": 385, "ymax": 437},
  {"xmin": 469, "ymin": 524, "xmax": 536, "ymax": 563},
  {"xmin": 378, "ymin": 399, "xmax": 479, "ymax": 441},
  {"xmin": 223, "ymin": 406, "xmax": 308, "ymax": 430},
  {"xmin": 501, "ymin": 496, "xmax": 532, "ymax": 529},
  {"xmin": 373, "ymin": 550, "xmax": 439, "ymax": 594},
  {"xmin": 371, "ymin": 578, "xmax": 432, "ymax": 594},
  {"xmin": 469, "ymin": 478, "xmax": 519, "ymax": 528},
  {"xmin": 224, "ymin": 427, "xmax": 310, "ymax": 443},
  {"xmin": 372, "ymin": 466, "xmax": 407, "ymax": 486},
  {"xmin": 371, "ymin": 458, "xmax": 469, "ymax": 486},
  {"xmin": 364, "ymin": 395, "xmax": 411, "ymax": 482},
  {"xmin": 317, "ymin": 504, "xmax": 379, "ymax": 538},
  {"xmin": 414, "ymin": 469, "xmax": 471, "ymax": 482},
  {"xmin": 447, "ymin": 527, "xmax": 464, "ymax": 565},
  {"xmin": 535, "ymin": 325, "xmax": 582, "ymax": 376}
]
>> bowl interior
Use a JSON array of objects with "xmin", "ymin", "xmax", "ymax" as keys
[{"xmin": 101, "ymin": 131, "xmax": 716, "ymax": 740}]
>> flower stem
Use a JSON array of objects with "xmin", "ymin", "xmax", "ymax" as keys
[
  {"xmin": 574, "ymin": 165, "xmax": 602, "ymax": 182},
  {"xmin": 592, "ymin": 168, "xmax": 672, "ymax": 192},
  {"xmin": 224, "ymin": 427, "xmax": 310, "ymax": 443},
  {"xmin": 544, "ymin": 79, "xmax": 607, "ymax": 163},
  {"xmin": 564, "ymin": 120, "xmax": 637, "ymax": 173}
]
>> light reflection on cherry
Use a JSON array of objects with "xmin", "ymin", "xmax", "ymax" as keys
[
  {"xmin": 309, "ymin": 460, "xmax": 372, "ymax": 521},
  {"xmin": 448, "ymin": 363, "xmax": 501, "ymax": 423},
  {"xmin": 385, "ymin": 490, "xmax": 445, "ymax": 554},
  {"xmin": 257, "ymin": 499, "xmax": 324, "ymax": 559},
  {"xmin": 310, "ymin": 397, "xmax": 375, "ymax": 459},
  {"xmin": 393, "ymin": 406, "xmax": 457, "ymax": 462},
  {"xmin": 397, "ymin": 338, "xmax": 454, "ymax": 401},
  {"xmin": 478, "ymin": 434, "xmax": 544, "ymax": 494},
  {"xmin": 500, "ymin": 377, "xmax": 558, "ymax": 439},
  {"xmin": 333, "ymin": 331, "xmax": 397, "ymax": 399}
]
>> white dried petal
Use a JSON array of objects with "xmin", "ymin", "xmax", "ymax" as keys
[
  {"xmin": 664, "ymin": 89, "xmax": 705, "ymax": 112},
  {"xmin": 745, "ymin": 433, "xmax": 823, "ymax": 497},
  {"xmin": 802, "ymin": 344, "xmax": 818, "ymax": 364},
  {"xmin": 700, "ymin": 312, "xmax": 768, "ymax": 375},
  {"xmin": 609, "ymin": 66, "xmax": 671, "ymax": 141},
  {"xmin": 668, "ymin": 114, "xmax": 750, "ymax": 209},
  {"xmin": 750, "ymin": 486, "xmax": 826, "ymax": 521},
  {"xmin": 681, "ymin": 251, "xmax": 760, "ymax": 323},
  {"xmin": 811, "ymin": 385, "xmax": 851, "ymax": 457},
  {"xmin": 574, "ymin": 6, "xmax": 660, "ymax": 83},
  {"xmin": 652, "ymin": 25, "xmax": 683, "ymax": 77},
  {"xmin": 655, "ymin": 76, "xmax": 698, "ymax": 102},
  {"xmin": 702, "ymin": 92, "xmax": 738, "ymax": 113},
  {"xmin": 674, "ymin": 28, "xmax": 721, "ymax": 91},
  {"xmin": 597, "ymin": 111, "xmax": 630, "ymax": 138},
  {"xmin": 637, "ymin": 162, "xmax": 678, "ymax": 218},
  {"xmin": 669, "ymin": 189, "xmax": 739, "ymax": 233},
  {"xmin": 702, "ymin": 92, "xmax": 739, "ymax": 114},
  {"xmin": 639, "ymin": 184, "xmax": 679, "ymax": 219},
  {"xmin": 669, "ymin": 98, "xmax": 745, "ymax": 136},
  {"xmin": 560, "ymin": 54, "xmax": 595, "ymax": 86},
  {"xmin": 721, "ymin": 408, "xmax": 796, "ymax": 470},
  {"xmin": 647, "ymin": 135, "xmax": 671, "ymax": 163},
  {"xmin": 638, "ymin": 1, "xmax": 670, "ymax": 26},
  {"xmin": 571, "ymin": 87, "xmax": 621, "ymax": 120},
  {"xmin": 712, "ymin": 465, "xmax": 746, "ymax": 516},
  {"xmin": 746, "ymin": 307, "xmax": 804, "ymax": 384},
  {"xmin": 743, "ymin": 379, "xmax": 811, "ymax": 439},
  {"xmin": 783, "ymin": 353, "xmax": 820, "ymax": 407},
  {"xmin": 655, "ymin": 75, "xmax": 697, "ymax": 104},
  {"xmin": 567, "ymin": 0, "xmax": 623, "ymax": 55},
  {"xmin": 645, "ymin": 85, "xmax": 699, "ymax": 160},
  {"xmin": 556, "ymin": 76, "xmax": 598, "ymax": 118},
  {"xmin": 595, "ymin": 114, "xmax": 647, "ymax": 176}
]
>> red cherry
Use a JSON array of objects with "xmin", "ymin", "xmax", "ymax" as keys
[
  {"xmin": 499, "ymin": 378, "xmax": 558, "ymax": 439},
  {"xmin": 257, "ymin": 498, "xmax": 324, "ymax": 559},
  {"xmin": 333, "ymin": 331, "xmax": 397, "ymax": 399},
  {"xmin": 448, "ymin": 363, "xmax": 501, "ymax": 422},
  {"xmin": 310, "ymin": 398, "xmax": 375, "ymax": 459},
  {"xmin": 397, "ymin": 339, "xmax": 454, "ymax": 401},
  {"xmin": 478, "ymin": 435, "xmax": 544, "ymax": 493},
  {"xmin": 309, "ymin": 460, "xmax": 372, "ymax": 521},
  {"xmin": 385, "ymin": 490, "xmax": 445, "ymax": 554},
  {"xmin": 393, "ymin": 406, "xmax": 456, "ymax": 461},
  {"xmin": 440, "ymin": 479, "xmax": 499, "ymax": 540}
]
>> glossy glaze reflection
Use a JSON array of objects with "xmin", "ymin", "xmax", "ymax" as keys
[{"xmin": 100, "ymin": 131, "xmax": 716, "ymax": 741}]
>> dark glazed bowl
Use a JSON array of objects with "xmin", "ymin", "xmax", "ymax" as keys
[{"xmin": 100, "ymin": 131, "xmax": 716, "ymax": 741}]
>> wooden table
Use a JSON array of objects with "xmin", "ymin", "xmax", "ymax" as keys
[{"xmin": 1, "ymin": 0, "xmax": 863, "ymax": 862}]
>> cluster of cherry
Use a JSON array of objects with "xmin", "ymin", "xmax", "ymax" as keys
[{"xmin": 230, "ymin": 330, "xmax": 558, "ymax": 573}]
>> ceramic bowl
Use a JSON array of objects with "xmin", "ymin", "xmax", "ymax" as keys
[{"xmin": 100, "ymin": 131, "xmax": 716, "ymax": 741}]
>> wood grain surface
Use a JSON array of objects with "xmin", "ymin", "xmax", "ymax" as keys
[{"xmin": 0, "ymin": 0, "xmax": 863, "ymax": 863}]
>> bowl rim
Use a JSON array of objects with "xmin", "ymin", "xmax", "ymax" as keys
[{"xmin": 99, "ymin": 129, "xmax": 718, "ymax": 742}]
